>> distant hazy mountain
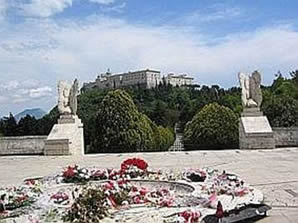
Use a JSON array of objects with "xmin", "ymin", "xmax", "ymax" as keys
[{"xmin": 15, "ymin": 108, "xmax": 46, "ymax": 121}]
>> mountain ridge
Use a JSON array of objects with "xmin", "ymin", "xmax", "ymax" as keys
[{"xmin": 15, "ymin": 108, "xmax": 46, "ymax": 121}]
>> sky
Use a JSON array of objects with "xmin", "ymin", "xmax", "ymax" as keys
[{"xmin": 0, "ymin": 0, "xmax": 298, "ymax": 116}]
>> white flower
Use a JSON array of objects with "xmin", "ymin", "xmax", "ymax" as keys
[
  {"xmin": 79, "ymin": 173, "xmax": 84, "ymax": 178},
  {"xmin": 122, "ymin": 200, "xmax": 129, "ymax": 206}
]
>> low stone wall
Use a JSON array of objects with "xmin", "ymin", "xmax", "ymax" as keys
[
  {"xmin": 0, "ymin": 136, "xmax": 47, "ymax": 155},
  {"xmin": 273, "ymin": 127, "xmax": 298, "ymax": 147}
]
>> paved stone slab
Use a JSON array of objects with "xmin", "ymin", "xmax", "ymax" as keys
[{"xmin": 1, "ymin": 148, "xmax": 298, "ymax": 222}]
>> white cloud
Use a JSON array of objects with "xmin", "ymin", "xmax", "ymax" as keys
[
  {"xmin": 101, "ymin": 2, "xmax": 126, "ymax": 13},
  {"xmin": 12, "ymin": 95, "xmax": 30, "ymax": 104},
  {"xmin": 1, "ymin": 15, "xmax": 298, "ymax": 115},
  {"xmin": 0, "ymin": 80, "xmax": 53, "ymax": 110},
  {"xmin": 182, "ymin": 4, "xmax": 244, "ymax": 25},
  {"xmin": 89, "ymin": 0, "xmax": 115, "ymax": 5},
  {"xmin": 22, "ymin": 79, "xmax": 41, "ymax": 89},
  {"xmin": 0, "ymin": 95, "xmax": 8, "ymax": 103},
  {"xmin": 29, "ymin": 86, "xmax": 52, "ymax": 98},
  {"xmin": 22, "ymin": 0, "xmax": 73, "ymax": 17},
  {"xmin": 0, "ymin": 80, "xmax": 19, "ymax": 91}
]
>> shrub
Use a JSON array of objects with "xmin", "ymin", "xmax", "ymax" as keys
[
  {"xmin": 262, "ymin": 95, "xmax": 298, "ymax": 127},
  {"xmin": 91, "ymin": 89, "xmax": 174, "ymax": 153},
  {"xmin": 183, "ymin": 103, "xmax": 238, "ymax": 149},
  {"xmin": 158, "ymin": 127, "xmax": 175, "ymax": 151},
  {"xmin": 142, "ymin": 115, "xmax": 175, "ymax": 151}
]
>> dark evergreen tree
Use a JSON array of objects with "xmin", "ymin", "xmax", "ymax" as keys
[
  {"xmin": 184, "ymin": 103, "xmax": 238, "ymax": 150},
  {"xmin": 1, "ymin": 113, "xmax": 19, "ymax": 136},
  {"xmin": 18, "ymin": 115, "xmax": 38, "ymax": 135},
  {"xmin": 91, "ymin": 90, "xmax": 156, "ymax": 153}
]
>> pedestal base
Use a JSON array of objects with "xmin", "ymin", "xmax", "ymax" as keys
[
  {"xmin": 44, "ymin": 115, "xmax": 84, "ymax": 156},
  {"xmin": 241, "ymin": 107, "xmax": 263, "ymax": 117},
  {"xmin": 239, "ymin": 115, "xmax": 275, "ymax": 149}
]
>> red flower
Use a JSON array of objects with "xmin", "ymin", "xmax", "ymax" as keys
[
  {"xmin": 104, "ymin": 181, "xmax": 114, "ymax": 190},
  {"xmin": 91, "ymin": 170, "xmax": 104, "ymax": 177},
  {"xmin": 133, "ymin": 196, "xmax": 144, "ymax": 204},
  {"xmin": 235, "ymin": 188, "xmax": 248, "ymax": 197},
  {"xmin": 135, "ymin": 159, "xmax": 148, "ymax": 170},
  {"xmin": 132, "ymin": 186, "xmax": 138, "ymax": 192},
  {"xmin": 107, "ymin": 196, "xmax": 117, "ymax": 207},
  {"xmin": 120, "ymin": 158, "xmax": 148, "ymax": 172},
  {"xmin": 199, "ymin": 170, "xmax": 206, "ymax": 177},
  {"xmin": 50, "ymin": 192, "xmax": 69, "ymax": 201},
  {"xmin": 179, "ymin": 210, "xmax": 200, "ymax": 223},
  {"xmin": 123, "ymin": 159, "xmax": 134, "ymax": 166},
  {"xmin": 215, "ymin": 201, "xmax": 224, "ymax": 218},
  {"xmin": 159, "ymin": 198, "xmax": 173, "ymax": 207},
  {"xmin": 120, "ymin": 163, "xmax": 127, "ymax": 171},
  {"xmin": 63, "ymin": 166, "xmax": 75, "ymax": 178},
  {"xmin": 117, "ymin": 179, "xmax": 127, "ymax": 187},
  {"xmin": 139, "ymin": 187, "xmax": 148, "ymax": 196},
  {"xmin": 24, "ymin": 179, "xmax": 35, "ymax": 186}
]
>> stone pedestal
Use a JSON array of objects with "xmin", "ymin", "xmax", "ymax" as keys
[
  {"xmin": 44, "ymin": 115, "xmax": 84, "ymax": 156},
  {"xmin": 239, "ymin": 110, "xmax": 275, "ymax": 149},
  {"xmin": 241, "ymin": 107, "xmax": 263, "ymax": 117}
]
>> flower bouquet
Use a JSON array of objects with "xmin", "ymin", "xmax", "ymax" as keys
[
  {"xmin": 120, "ymin": 158, "xmax": 148, "ymax": 179},
  {"xmin": 89, "ymin": 168, "xmax": 109, "ymax": 181},
  {"xmin": 61, "ymin": 165, "xmax": 90, "ymax": 183},
  {"xmin": 50, "ymin": 191, "xmax": 70, "ymax": 205},
  {"xmin": 183, "ymin": 169, "xmax": 207, "ymax": 182},
  {"xmin": 0, "ymin": 187, "xmax": 35, "ymax": 211}
]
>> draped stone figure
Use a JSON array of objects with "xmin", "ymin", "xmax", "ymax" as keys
[
  {"xmin": 57, "ymin": 79, "xmax": 79, "ymax": 115},
  {"xmin": 69, "ymin": 79, "xmax": 79, "ymax": 116},
  {"xmin": 249, "ymin": 71, "xmax": 262, "ymax": 107},
  {"xmin": 238, "ymin": 71, "xmax": 262, "ymax": 108},
  {"xmin": 57, "ymin": 80, "xmax": 72, "ymax": 115}
]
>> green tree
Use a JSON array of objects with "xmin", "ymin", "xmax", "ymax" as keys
[
  {"xmin": 184, "ymin": 103, "xmax": 238, "ymax": 150},
  {"xmin": 77, "ymin": 88, "xmax": 108, "ymax": 148},
  {"xmin": 91, "ymin": 89, "xmax": 156, "ymax": 153},
  {"xmin": 263, "ymin": 95, "xmax": 298, "ymax": 127},
  {"xmin": 150, "ymin": 100, "xmax": 168, "ymax": 126},
  {"xmin": 35, "ymin": 107, "xmax": 59, "ymax": 135},
  {"xmin": 18, "ymin": 115, "xmax": 38, "ymax": 135},
  {"xmin": 0, "ymin": 113, "xmax": 19, "ymax": 136},
  {"xmin": 290, "ymin": 70, "xmax": 298, "ymax": 84}
]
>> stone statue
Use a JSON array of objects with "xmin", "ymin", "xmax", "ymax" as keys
[
  {"xmin": 58, "ymin": 80, "xmax": 71, "ymax": 115},
  {"xmin": 69, "ymin": 79, "xmax": 79, "ymax": 116},
  {"xmin": 57, "ymin": 79, "xmax": 79, "ymax": 115},
  {"xmin": 250, "ymin": 71, "xmax": 262, "ymax": 106},
  {"xmin": 238, "ymin": 71, "xmax": 262, "ymax": 108}
]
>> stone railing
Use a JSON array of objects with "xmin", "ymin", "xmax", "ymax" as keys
[
  {"xmin": 0, "ymin": 136, "xmax": 47, "ymax": 155},
  {"xmin": 273, "ymin": 127, "xmax": 298, "ymax": 147}
]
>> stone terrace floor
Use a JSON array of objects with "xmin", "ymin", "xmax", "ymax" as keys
[{"xmin": 1, "ymin": 147, "xmax": 298, "ymax": 223}]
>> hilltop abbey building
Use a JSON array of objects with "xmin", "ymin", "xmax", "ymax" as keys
[{"xmin": 83, "ymin": 69, "xmax": 194, "ymax": 90}]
